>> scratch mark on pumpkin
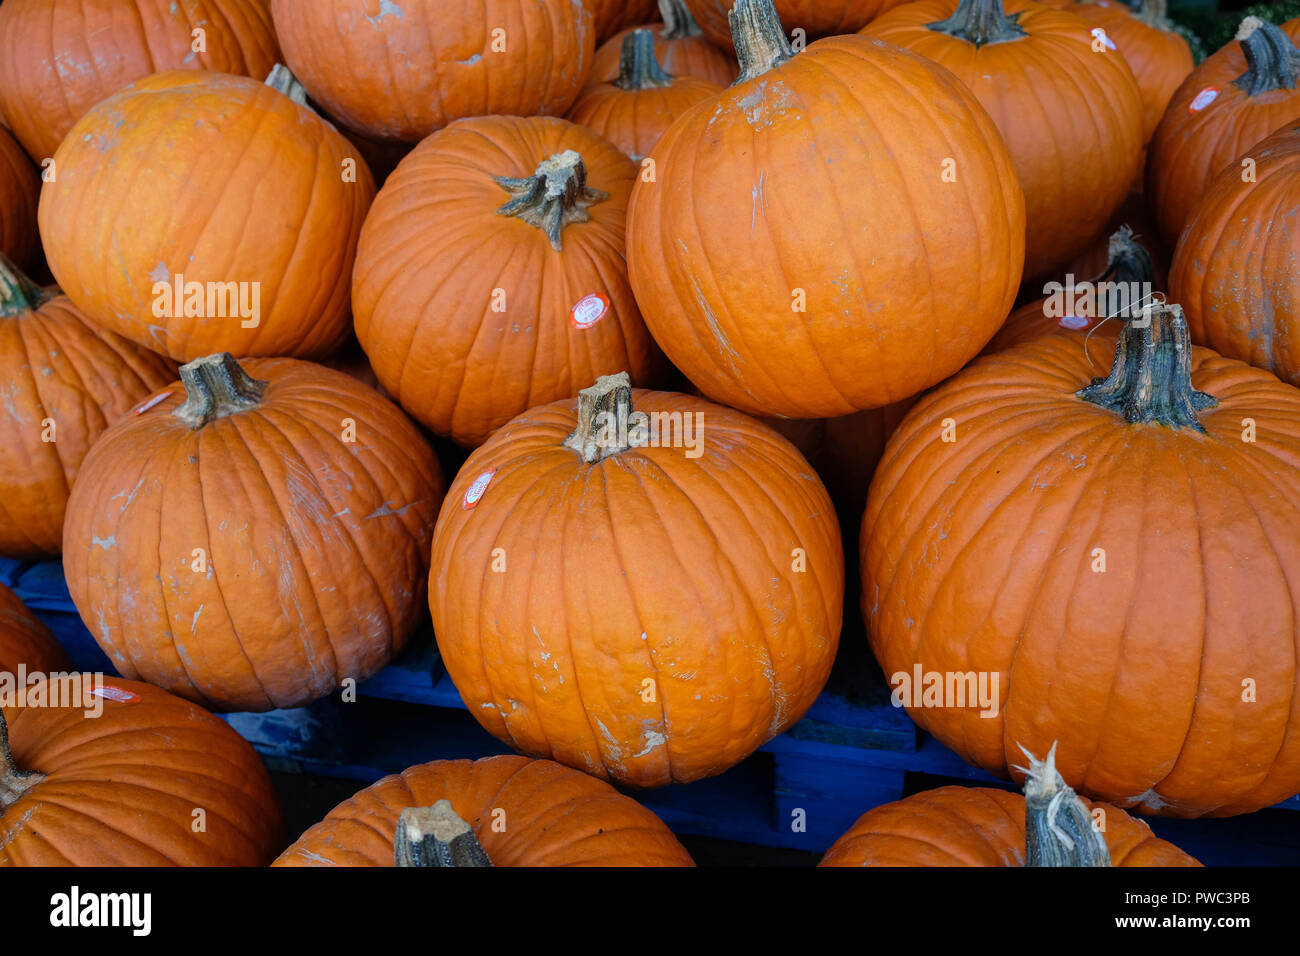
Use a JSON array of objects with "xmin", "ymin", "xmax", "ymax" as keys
[
  {"xmin": 593, "ymin": 716, "xmax": 622, "ymax": 764},
  {"xmin": 92, "ymin": 535, "xmax": 116, "ymax": 550},
  {"xmin": 294, "ymin": 848, "xmax": 336, "ymax": 865},
  {"xmin": 632, "ymin": 730, "xmax": 667, "ymax": 758},
  {"xmin": 365, "ymin": 500, "xmax": 424, "ymax": 520}
]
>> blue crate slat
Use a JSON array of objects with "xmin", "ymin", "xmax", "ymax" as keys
[{"xmin": 5, "ymin": 556, "xmax": 1300, "ymax": 862}]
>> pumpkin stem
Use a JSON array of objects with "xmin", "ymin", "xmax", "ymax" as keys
[
  {"xmin": 616, "ymin": 30, "xmax": 675, "ymax": 91},
  {"xmin": 1132, "ymin": 0, "xmax": 1172, "ymax": 30},
  {"xmin": 730, "ymin": 0, "xmax": 795, "ymax": 83},
  {"xmin": 659, "ymin": 0, "xmax": 703, "ymax": 40},
  {"xmin": 1017, "ymin": 743, "xmax": 1111, "ymax": 868},
  {"xmin": 496, "ymin": 151, "xmax": 609, "ymax": 253},
  {"xmin": 394, "ymin": 800, "xmax": 493, "ymax": 867},
  {"xmin": 1234, "ymin": 17, "xmax": 1300, "ymax": 96},
  {"xmin": 1077, "ymin": 302, "xmax": 1218, "ymax": 432},
  {"xmin": 173, "ymin": 353, "xmax": 269, "ymax": 429},
  {"xmin": 1089, "ymin": 225, "xmax": 1156, "ymax": 293},
  {"xmin": 0, "ymin": 709, "xmax": 43, "ymax": 811},
  {"xmin": 265, "ymin": 63, "xmax": 310, "ymax": 107},
  {"xmin": 564, "ymin": 372, "xmax": 636, "ymax": 463},
  {"xmin": 0, "ymin": 252, "xmax": 50, "ymax": 316},
  {"xmin": 927, "ymin": 0, "xmax": 1027, "ymax": 47}
]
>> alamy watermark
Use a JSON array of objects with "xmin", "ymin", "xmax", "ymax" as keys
[
  {"xmin": 151, "ymin": 272, "xmax": 260, "ymax": 328},
  {"xmin": 0, "ymin": 667, "xmax": 110, "ymax": 718},
  {"xmin": 890, "ymin": 665, "xmax": 1000, "ymax": 718}
]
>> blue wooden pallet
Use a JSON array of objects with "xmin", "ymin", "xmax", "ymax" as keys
[{"xmin": 6, "ymin": 556, "xmax": 1300, "ymax": 865}]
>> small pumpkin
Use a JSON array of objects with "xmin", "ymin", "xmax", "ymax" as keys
[
  {"xmin": 1170, "ymin": 120, "xmax": 1300, "ymax": 386},
  {"xmin": 863, "ymin": 0, "xmax": 1144, "ymax": 280},
  {"xmin": 0, "ymin": 0, "xmax": 280, "ymax": 163},
  {"xmin": 63, "ymin": 353, "xmax": 445, "ymax": 712},
  {"xmin": 271, "ymin": 0, "xmax": 595, "ymax": 143},
  {"xmin": 39, "ymin": 67, "xmax": 375, "ymax": 363},
  {"xmin": 984, "ymin": 226, "xmax": 1155, "ymax": 355},
  {"xmin": 0, "ymin": 583, "xmax": 69, "ymax": 678},
  {"xmin": 354, "ymin": 115, "xmax": 663, "ymax": 448},
  {"xmin": 821, "ymin": 747, "xmax": 1201, "ymax": 866},
  {"xmin": 1, "ymin": 678, "xmax": 282, "ymax": 865},
  {"xmin": 0, "ymin": 125, "xmax": 37, "ymax": 271},
  {"xmin": 588, "ymin": 0, "xmax": 660, "ymax": 42},
  {"xmin": 568, "ymin": 30, "xmax": 724, "ymax": 162},
  {"xmin": 627, "ymin": 0, "xmax": 1025, "ymax": 419},
  {"xmin": 1049, "ymin": 192, "xmax": 1168, "ymax": 289},
  {"xmin": 429, "ymin": 374, "xmax": 843, "ymax": 787},
  {"xmin": 1055, "ymin": 1, "xmax": 1195, "ymax": 144},
  {"xmin": 275, "ymin": 755, "xmax": 694, "ymax": 867},
  {"xmin": 863, "ymin": 303, "xmax": 1300, "ymax": 817},
  {"xmin": 590, "ymin": 0, "xmax": 738, "ymax": 86},
  {"xmin": 0, "ymin": 256, "xmax": 178, "ymax": 559},
  {"xmin": 684, "ymin": 0, "xmax": 912, "ymax": 47},
  {"xmin": 1147, "ymin": 16, "xmax": 1300, "ymax": 247}
]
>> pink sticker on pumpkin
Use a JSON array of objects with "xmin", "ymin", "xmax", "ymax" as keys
[
  {"xmin": 570, "ymin": 294, "xmax": 609, "ymax": 329},
  {"xmin": 462, "ymin": 469, "xmax": 497, "ymax": 510},
  {"xmin": 1189, "ymin": 87, "xmax": 1219, "ymax": 113},
  {"xmin": 133, "ymin": 391, "xmax": 171, "ymax": 415},
  {"xmin": 1090, "ymin": 27, "xmax": 1117, "ymax": 51},
  {"xmin": 92, "ymin": 685, "xmax": 142, "ymax": 703}
]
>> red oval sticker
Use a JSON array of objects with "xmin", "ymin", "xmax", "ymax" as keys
[
  {"xmin": 462, "ymin": 469, "xmax": 496, "ymax": 510},
  {"xmin": 570, "ymin": 294, "xmax": 609, "ymax": 330}
]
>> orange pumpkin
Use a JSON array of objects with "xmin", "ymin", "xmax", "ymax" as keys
[
  {"xmin": 0, "ymin": 583, "xmax": 69, "ymax": 677},
  {"xmin": 63, "ymin": 354, "xmax": 445, "ymax": 712},
  {"xmin": 863, "ymin": 303, "xmax": 1300, "ymax": 817},
  {"xmin": 354, "ymin": 115, "xmax": 663, "ymax": 448},
  {"xmin": 275, "ymin": 755, "xmax": 694, "ymax": 867},
  {"xmin": 568, "ymin": 30, "xmax": 724, "ymax": 161},
  {"xmin": 1170, "ymin": 120, "xmax": 1300, "ymax": 386},
  {"xmin": 985, "ymin": 226, "xmax": 1155, "ymax": 355},
  {"xmin": 1, "ymin": 678, "xmax": 282, "ymax": 865},
  {"xmin": 588, "ymin": 0, "xmax": 660, "ymax": 41},
  {"xmin": 864, "ymin": 0, "xmax": 1144, "ymax": 280},
  {"xmin": 0, "ymin": 125, "xmax": 37, "ymax": 272},
  {"xmin": 627, "ymin": 0, "xmax": 1025, "ymax": 419},
  {"xmin": 0, "ymin": 0, "xmax": 280, "ymax": 163},
  {"xmin": 1148, "ymin": 16, "xmax": 1300, "ymax": 247},
  {"xmin": 39, "ymin": 68, "xmax": 375, "ymax": 363},
  {"xmin": 590, "ymin": 0, "xmax": 738, "ymax": 86},
  {"xmin": 271, "ymin": 0, "xmax": 596, "ymax": 143},
  {"xmin": 429, "ymin": 374, "xmax": 843, "ymax": 787},
  {"xmin": 684, "ymin": 0, "xmax": 912, "ymax": 47},
  {"xmin": 1048, "ymin": 192, "xmax": 1168, "ymax": 290},
  {"xmin": 1055, "ymin": 1, "xmax": 1194, "ymax": 144},
  {"xmin": 0, "ymin": 256, "xmax": 177, "ymax": 559},
  {"xmin": 821, "ymin": 750, "xmax": 1200, "ymax": 866}
]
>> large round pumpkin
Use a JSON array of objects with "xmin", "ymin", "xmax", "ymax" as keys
[
  {"xmin": 983, "ymin": 225, "xmax": 1155, "ymax": 355},
  {"xmin": 0, "ymin": 678, "xmax": 281, "ymax": 865},
  {"xmin": 590, "ymin": 0, "xmax": 738, "ymax": 86},
  {"xmin": 429, "ymin": 374, "xmax": 843, "ymax": 787},
  {"xmin": 0, "ymin": 256, "xmax": 177, "ymax": 559},
  {"xmin": 275, "ymin": 755, "xmax": 694, "ymax": 867},
  {"xmin": 821, "ymin": 750, "xmax": 1200, "ymax": 866},
  {"xmin": 568, "ymin": 30, "xmax": 724, "ymax": 162},
  {"xmin": 684, "ymin": 0, "xmax": 911, "ymax": 47},
  {"xmin": 627, "ymin": 0, "xmax": 1025, "ymax": 419},
  {"xmin": 863, "ymin": 303, "xmax": 1300, "ymax": 817},
  {"xmin": 1170, "ymin": 120, "xmax": 1300, "ymax": 386},
  {"xmin": 863, "ymin": 0, "xmax": 1144, "ymax": 280},
  {"xmin": 0, "ymin": 125, "xmax": 38, "ymax": 271},
  {"xmin": 271, "ymin": 0, "xmax": 595, "ymax": 143},
  {"xmin": 39, "ymin": 68, "xmax": 375, "ymax": 363},
  {"xmin": 0, "ymin": 583, "xmax": 69, "ymax": 677},
  {"xmin": 62, "ymin": 353, "xmax": 445, "ymax": 712},
  {"xmin": 354, "ymin": 115, "xmax": 663, "ymax": 448},
  {"xmin": 0, "ymin": 0, "xmax": 280, "ymax": 163},
  {"xmin": 1055, "ymin": 0, "xmax": 1195, "ymax": 145},
  {"xmin": 1147, "ymin": 16, "xmax": 1300, "ymax": 247}
]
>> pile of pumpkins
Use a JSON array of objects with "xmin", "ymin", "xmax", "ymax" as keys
[{"xmin": 0, "ymin": 0, "xmax": 1297, "ymax": 868}]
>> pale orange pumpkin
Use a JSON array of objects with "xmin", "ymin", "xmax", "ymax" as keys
[
  {"xmin": 39, "ymin": 68, "xmax": 376, "ymax": 363},
  {"xmin": 0, "ymin": 583, "xmax": 69, "ymax": 677},
  {"xmin": 590, "ymin": 0, "xmax": 738, "ymax": 86}
]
